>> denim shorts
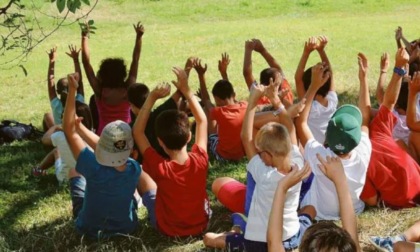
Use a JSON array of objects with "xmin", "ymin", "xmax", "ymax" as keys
[{"xmin": 70, "ymin": 176, "xmax": 86, "ymax": 218}]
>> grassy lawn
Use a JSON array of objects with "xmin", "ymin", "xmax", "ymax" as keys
[{"xmin": 1, "ymin": 0, "xmax": 420, "ymax": 251}]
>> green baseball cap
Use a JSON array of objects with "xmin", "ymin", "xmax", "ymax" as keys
[{"xmin": 325, "ymin": 104, "xmax": 362, "ymax": 154}]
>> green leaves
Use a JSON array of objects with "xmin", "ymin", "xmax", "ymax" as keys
[
  {"xmin": 79, "ymin": 19, "xmax": 96, "ymax": 36},
  {"xmin": 51, "ymin": 0, "xmax": 90, "ymax": 13}
]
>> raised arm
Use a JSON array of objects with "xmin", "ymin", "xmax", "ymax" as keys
[
  {"xmin": 243, "ymin": 40, "xmax": 256, "ymax": 89},
  {"xmin": 63, "ymin": 73, "xmax": 86, "ymax": 161},
  {"xmin": 295, "ymin": 63, "xmax": 330, "ymax": 147},
  {"xmin": 295, "ymin": 37, "xmax": 317, "ymax": 99},
  {"xmin": 357, "ymin": 53, "xmax": 371, "ymax": 134},
  {"xmin": 267, "ymin": 163, "xmax": 311, "ymax": 252},
  {"xmin": 376, "ymin": 53, "xmax": 390, "ymax": 104},
  {"xmin": 66, "ymin": 44, "xmax": 84, "ymax": 96},
  {"xmin": 173, "ymin": 67, "xmax": 208, "ymax": 150},
  {"xmin": 127, "ymin": 22, "xmax": 145, "ymax": 85},
  {"xmin": 396, "ymin": 26, "xmax": 412, "ymax": 52},
  {"xmin": 218, "ymin": 52, "xmax": 230, "ymax": 81},
  {"xmin": 317, "ymin": 155, "xmax": 361, "ymax": 252},
  {"xmin": 382, "ymin": 48, "xmax": 409, "ymax": 111},
  {"xmin": 254, "ymin": 74, "xmax": 298, "ymax": 145},
  {"xmin": 407, "ymin": 72, "xmax": 420, "ymax": 131},
  {"xmin": 46, "ymin": 47, "xmax": 58, "ymax": 101},
  {"xmin": 241, "ymin": 83, "xmax": 266, "ymax": 159},
  {"xmin": 81, "ymin": 24, "xmax": 100, "ymax": 95},
  {"xmin": 193, "ymin": 59, "xmax": 213, "ymax": 112},
  {"xmin": 133, "ymin": 83, "xmax": 171, "ymax": 155},
  {"xmin": 254, "ymin": 39, "xmax": 283, "ymax": 76},
  {"xmin": 316, "ymin": 36, "xmax": 334, "ymax": 91}
]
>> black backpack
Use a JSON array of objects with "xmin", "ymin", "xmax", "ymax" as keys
[{"xmin": 0, "ymin": 120, "xmax": 44, "ymax": 144}]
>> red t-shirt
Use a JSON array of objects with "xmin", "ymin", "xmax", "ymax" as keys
[
  {"xmin": 361, "ymin": 106, "xmax": 420, "ymax": 208},
  {"xmin": 256, "ymin": 79, "xmax": 294, "ymax": 105},
  {"xmin": 210, "ymin": 101, "xmax": 247, "ymax": 160},
  {"xmin": 142, "ymin": 144, "xmax": 210, "ymax": 236}
]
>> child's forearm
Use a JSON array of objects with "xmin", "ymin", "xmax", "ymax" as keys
[
  {"xmin": 267, "ymin": 183, "xmax": 287, "ymax": 252},
  {"xmin": 335, "ymin": 179, "xmax": 360, "ymax": 252},
  {"xmin": 47, "ymin": 61, "xmax": 56, "ymax": 100},
  {"xmin": 358, "ymin": 73, "xmax": 371, "ymax": 128},
  {"xmin": 376, "ymin": 72, "xmax": 386, "ymax": 104},
  {"xmin": 243, "ymin": 49, "xmax": 254, "ymax": 88},
  {"xmin": 260, "ymin": 49, "xmax": 282, "ymax": 73},
  {"xmin": 128, "ymin": 35, "xmax": 142, "ymax": 85},
  {"xmin": 295, "ymin": 50, "xmax": 310, "ymax": 99}
]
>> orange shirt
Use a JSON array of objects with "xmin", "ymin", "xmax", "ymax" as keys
[
  {"xmin": 256, "ymin": 79, "xmax": 294, "ymax": 105},
  {"xmin": 210, "ymin": 101, "xmax": 247, "ymax": 160}
]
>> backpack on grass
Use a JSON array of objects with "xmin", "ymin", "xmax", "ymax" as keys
[{"xmin": 0, "ymin": 120, "xmax": 44, "ymax": 144}]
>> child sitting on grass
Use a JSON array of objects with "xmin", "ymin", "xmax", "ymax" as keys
[
  {"xmin": 127, "ymin": 82, "xmax": 182, "ymax": 163},
  {"xmin": 192, "ymin": 57, "xmax": 247, "ymax": 162},
  {"xmin": 296, "ymin": 56, "xmax": 372, "ymax": 220},
  {"xmin": 294, "ymin": 36, "xmax": 337, "ymax": 144},
  {"xmin": 204, "ymin": 74, "xmax": 315, "ymax": 251},
  {"xmin": 63, "ymin": 72, "xmax": 144, "ymax": 238},
  {"xmin": 81, "ymin": 22, "xmax": 144, "ymax": 135},
  {"xmin": 268, "ymin": 155, "xmax": 361, "ymax": 252},
  {"xmin": 243, "ymin": 38, "xmax": 294, "ymax": 106},
  {"xmin": 133, "ymin": 67, "xmax": 210, "ymax": 237}
]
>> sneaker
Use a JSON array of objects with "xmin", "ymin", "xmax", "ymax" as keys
[
  {"xmin": 231, "ymin": 213, "xmax": 247, "ymax": 233},
  {"xmin": 32, "ymin": 167, "xmax": 47, "ymax": 177},
  {"xmin": 369, "ymin": 236, "xmax": 394, "ymax": 252}
]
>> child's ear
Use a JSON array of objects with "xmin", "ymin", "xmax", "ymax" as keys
[
  {"xmin": 187, "ymin": 131, "xmax": 192, "ymax": 143},
  {"xmin": 157, "ymin": 137, "xmax": 166, "ymax": 149}
]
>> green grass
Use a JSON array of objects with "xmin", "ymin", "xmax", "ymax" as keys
[{"xmin": 1, "ymin": 0, "xmax": 420, "ymax": 251}]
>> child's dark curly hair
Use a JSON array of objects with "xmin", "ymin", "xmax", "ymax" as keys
[{"xmin": 97, "ymin": 58, "xmax": 128, "ymax": 89}]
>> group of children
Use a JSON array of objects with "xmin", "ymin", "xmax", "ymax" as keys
[{"xmin": 33, "ymin": 22, "xmax": 420, "ymax": 252}]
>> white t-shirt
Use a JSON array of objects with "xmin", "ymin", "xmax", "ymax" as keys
[
  {"xmin": 308, "ymin": 91, "xmax": 338, "ymax": 144},
  {"xmin": 51, "ymin": 131, "xmax": 76, "ymax": 183},
  {"xmin": 392, "ymin": 110, "xmax": 409, "ymax": 144},
  {"xmin": 245, "ymin": 145, "xmax": 304, "ymax": 242},
  {"xmin": 301, "ymin": 132, "xmax": 371, "ymax": 220}
]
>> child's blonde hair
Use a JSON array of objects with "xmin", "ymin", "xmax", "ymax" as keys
[{"xmin": 254, "ymin": 122, "xmax": 291, "ymax": 157}]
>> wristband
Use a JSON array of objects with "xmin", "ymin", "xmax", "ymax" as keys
[
  {"xmin": 393, "ymin": 67, "xmax": 407, "ymax": 76},
  {"xmin": 273, "ymin": 104, "xmax": 285, "ymax": 117}
]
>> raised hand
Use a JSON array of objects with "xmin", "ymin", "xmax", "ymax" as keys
[
  {"xmin": 317, "ymin": 35, "xmax": 328, "ymax": 52},
  {"xmin": 304, "ymin": 37, "xmax": 317, "ymax": 54},
  {"xmin": 252, "ymin": 38, "xmax": 265, "ymax": 53},
  {"xmin": 409, "ymin": 72, "xmax": 420, "ymax": 94},
  {"xmin": 184, "ymin": 56, "xmax": 197, "ymax": 73},
  {"xmin": 66, "ymin": 44, "xmax": 80, "ymax": 61},
  {"xmin": 133, "ymin": 21, "xmax": 145, "ymax": 37},
  {"xmin": 310, "ymin": 62, "xmax": 331, "ymax": 89},
  {"xmin": 380, "ymin": 52, "xmax": 389, "ymax": 73},
  {"xmin": 316, "ymin": 154, "xmax": 346, "ymax": 184},
  {"xmin": 67, "ymin": 73, "xmax": 80, "ymax": 89},
  {"xmin": 47, "ymin": 47, "xmax": 57, "ymax": 62},
  {"xmin": 395, "ymin": 26, "xmax": 403, "ymax": 40},
  {"xmin": 218, "ymin": 52, "xmax": 230, "ymax": 73},
  {"xmin": 279, "ymin": 162, "xmax": 311, "ymax": 189},
  {"xmin": 395, "ymin": 47, "xmax": 409, "ymax": 68},
  {"xmin": 287, "ymin": 98, "xmax": 306, "ymax": 118},
  {"xmin": 249, "ymin": 82, "xmax": 266, "ymax": 106},
  {"xmin": 245, "ymin": 39, "xmax": 255, "ymax": 51},
  {"xmin": 172, "ymin": 67, "xmax": 190, "ymax": 94},
  {"xmin": 265, "ymin": 72, "xmax": 282, "ymax": 104},
  {"xmin": 357, "ymin": 52, "xmax": 368, "ymax": 80},
  {"xmin": 150, "ymin": 82, "xmax": 171, "ymax": 100},
  {"xmin": 193, "ymin": 59, "xmax": 208, "ymax": 76}
]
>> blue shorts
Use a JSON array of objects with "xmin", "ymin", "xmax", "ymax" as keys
[
  {"xmin": 142, "ymin": 189, "xmax": 157, "ymax": 229},
  {"xmin": 208, "ymin": 134, "xmax": 224, "ymax": 161},
  {"xmin": 232, "ymin": 214, "xmax": 313, "ymax": 251},
  {"xmin": 70, "ymin": 176, "xmax": 86, "ymax": 219}
]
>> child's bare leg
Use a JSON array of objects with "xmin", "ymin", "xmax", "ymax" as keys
[
  {"xmin": 68, "ymin": 168, "xmax": 81, "ymax": 179},
  {"xmin": 403, "ymin": 221, "xmax": 420, "ymax": 242},
  {"xmin": 43, "ymin": 112, "xmax": 55, "ymax": 132},
  {"xmin": 203, "ymin": 232, "xmax": 231, "ymax": 248},
  {"xmin": 394, "ymin": 241, "xmax": 416, "ymax": 252},
  {"xmin": 208, "ymin": 119, "xmax": 217, "ymax": 135},
  {"xmin": 408, "ymin": 131, "xmax": 420, "ymax": 164},
  {"xmin": 39, "ymin": 148, "xmax": 57, "ymax": 171},
  {"xmin": 363, "ymin": 194, "xmax": 379, "ymax": 206}
]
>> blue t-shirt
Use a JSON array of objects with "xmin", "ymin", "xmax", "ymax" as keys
[{"xmin": 75, "ymin": 147, "xmax": 141, "ymax": 238}]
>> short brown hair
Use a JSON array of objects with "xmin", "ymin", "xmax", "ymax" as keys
[
  {"xmin": 254, "ymin": 122, "xmax": 291, "ymax": 156},
  {"xmin": 299, "ymin": 222, "xmax": 357, "ymax": 252},
  {"xmin": 155, "ymin": 110, "xmax": 190, "ymax": 150}
]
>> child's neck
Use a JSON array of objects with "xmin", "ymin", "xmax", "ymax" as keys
[
  {"xmin": 114, "ymin": 163, "xmax": 127, "ymax": 172},
  {"xmin": 274, "ymin": 157, "xmax": 291, "ymax": 175},
  {"xmin": 314, "ymin": 94, "xmax": 328, "ymax": 107},
  {"xmin": 166, "ymin": 146, "xmax": 189, "ymax": 165}
]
